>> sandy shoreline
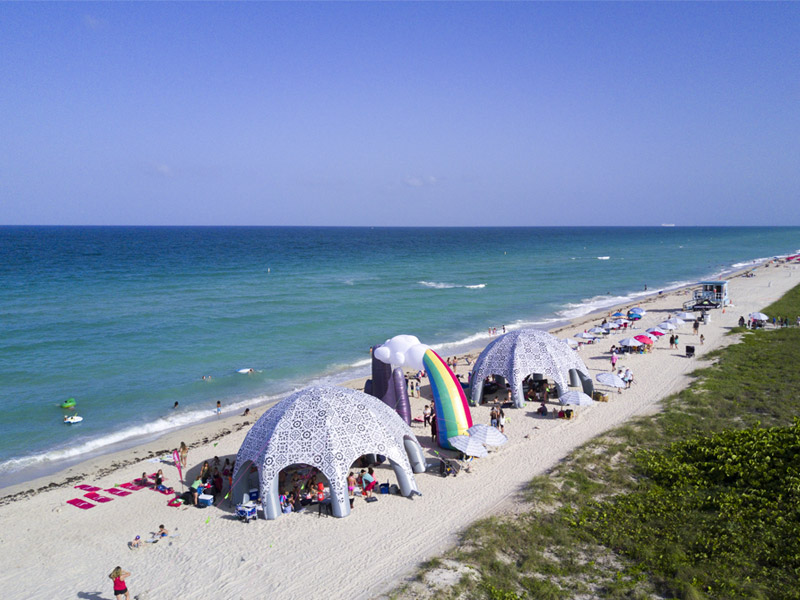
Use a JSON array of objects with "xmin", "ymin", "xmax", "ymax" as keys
[{"xmin": 1, "ymin": 261, "xmax": 797, "ymax": 599}]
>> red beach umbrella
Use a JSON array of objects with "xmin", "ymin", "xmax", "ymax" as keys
[{"xmin": 634, "ymin": 335, "xmax": 654, "ymax": 345}]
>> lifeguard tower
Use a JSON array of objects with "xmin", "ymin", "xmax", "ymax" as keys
[{"xmin": 684, "ymin": 281, "xmax": 730, "ymax": 311}]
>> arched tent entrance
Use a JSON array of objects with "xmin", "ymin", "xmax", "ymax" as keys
[
  {"xmin": 233, "ymin": 386, "xmax": 426, "ymax": 520},
  {"xmin": 469, "ymin": 329, "xmax": 591, "ymax": 408}
]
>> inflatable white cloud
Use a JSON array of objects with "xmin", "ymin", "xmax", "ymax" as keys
[{"xmin": 374, "ymin": 334, "xmax": 430, "ymax": 371}]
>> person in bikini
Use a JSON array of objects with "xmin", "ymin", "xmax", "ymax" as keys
[{"xmin": 347, "ymin": 472, "xmax": 357, "ymax": 508}]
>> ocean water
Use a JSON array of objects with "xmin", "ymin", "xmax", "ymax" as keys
[{"xmin": 1, "ymin": 226, "xmax": 798, "ymax": 487}]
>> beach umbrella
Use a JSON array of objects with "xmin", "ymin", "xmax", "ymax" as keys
[
  {"xmin": 575, "ymin": 331, "xmax": 596, "ymax": 339},
  {"xmin": 634, "ymin": 335, "xmax": 654, "ymax": 345},
  {"xmin": 658, "ymin": 321, "xmax": 677, "ymax": 331},
  {"xmin": 467, "ymin": 424, "xmax": 508, "ymax": 446},
  {"xmin": 749, "ymin": 312, "xmax": 769, "ymax": 321},
  {"xmin": 618, "ymin": 337, "xmax": 643, "ymax": 347},
  {"xmin": 627, "ymin": 313, "xmax": 642, "ymax": 321},
  {"xmin": 602, "ymin": 322, "xmax": 620, "ymax": 330},
  {"xmin": 665, "ymin": 317, "xmax": 685, "ymax": 326},
  {"xmin": 675, "ymin": 312, "xmax": 695, "ymax": 320},
  {"xmin": 614, "ymin": 319, "xmax": 630, "ymax": 326},
  {"xmin": 596, "ymin": 372, "xmax": 626, "ymax": 388},
  {"xmin": 447, "ymin": 435, "xmax": 489, "ymax": 458},
  {"xmin": 563, "ymin": 338, "xmax": 579, "ymax": 348},
  {"xmin": 558, "ymin": 390, "xmax": 595, "ymax": 406},
  {"xmin": 588, "ymin": 327, "xmax": 606, "ymax": 335},
  {"xmin": 629, "ymin": 307, "xmax": 646, "ymax": 315},
  {"xmin": 646, "ymin": 327, "xmax": 666, "ymax": 336},
  {"xmin": 611, "ymin": 312, "xmax": 626, "ymax": 318}
]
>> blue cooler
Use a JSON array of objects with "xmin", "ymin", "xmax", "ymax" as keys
[
  {"xmin": 198, "ymin": 493, "xmax": 214, "ymax": 507},
  {"xmin": 248, "ymin": 488, "xmax": 259, "ymax": 501}
]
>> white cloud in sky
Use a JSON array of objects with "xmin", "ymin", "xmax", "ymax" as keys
[
  {"xmin": 82, "ymin": 15, "xmax": 105, "ymax": 30},
  {"xmin": 404, "ymin": 175, "xmax": 437, "ymax": 188},
  {"xmin": 153, "ymin": 164, "xmax": 173, "ymax": 177}
]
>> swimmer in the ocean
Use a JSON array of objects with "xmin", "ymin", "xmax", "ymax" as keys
[
  {"xmin": 173, "ymin": 401, "xmax": 179, "ymax": 409},
  {"xmin": 248, "ymin": 368, "xmax": 254, "ymax": 374}
]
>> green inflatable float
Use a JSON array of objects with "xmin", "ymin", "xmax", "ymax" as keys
[{"xmin": 61, "ymin": 398, "xmax": 76, "ymax": 409}]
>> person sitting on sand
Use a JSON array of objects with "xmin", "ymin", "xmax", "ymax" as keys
[
  {"xmin": 538, "ymin": 402, "xmax": 548, "ymax": 417},
  {"xmin": 154, "ymin": 469, "xmax": 165, "ymax": 489},
  {"xmin": 137, "ymin": 472, "xmax": 149, "ymax": 487},
  {"xmin": 280, "ymin": 490, "xmax": 292, "ymax": 514},
  {"xmin": 157, "ymin": 524, "xmax": 168, "ymax": 538},
  {"xmin": 242, "ymin": 408, "xmax": 250, "ymax": 416},
  {"xmin": 129, "ymin": 535, "xmax": 142, "ymax": 549}
]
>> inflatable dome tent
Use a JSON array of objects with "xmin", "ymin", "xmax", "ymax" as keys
[
  {"xmin": 470, "ymin": 328, "xmax": 592, "ymax": 408},
  {"xmin": 233, "ymin": 386, "xmax": 426, "ymax": 519}
]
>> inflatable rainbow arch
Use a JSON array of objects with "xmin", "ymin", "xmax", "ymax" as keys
[{"xmin": 422, "ymin": 349, "xmax": 473, "ymax": 449}]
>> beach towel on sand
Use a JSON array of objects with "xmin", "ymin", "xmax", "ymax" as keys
[
  {"xmin": 74, "ymin": 484, "xmax": 101, "ymax": 492},
  {"xmin": 119, "ymin": 481, "xmax": 145, "ymax": 491},
  {"xmin": 84, "ymin": 492, "xmax": 113, "ymax": 503},
  {"xmin": 67, "ymin": 498, "xmax": 95, "ymax": 510},
  {"xmin": 105, "ymin": 488, "xmax": 132, "ymax": 497}
]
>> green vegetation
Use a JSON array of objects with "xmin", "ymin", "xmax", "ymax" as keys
[{"xmin": 404, "ymin": 285, "xmax": 800, "ymax": 600}]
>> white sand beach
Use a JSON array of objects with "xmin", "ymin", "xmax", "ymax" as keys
[{"xmin": 1, "ymin": 262, "xmax": 797, "ymax": 600}]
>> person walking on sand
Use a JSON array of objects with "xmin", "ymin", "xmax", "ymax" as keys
[
  {"xmin": 610, "ymin": 351, "xmax": 618, "ymax": 370},
  {"xmin": 179, "ymin": 442, "xmax": 188, "ymax": 469},
  {"xmin": 109, "ymin": 566, "xmax": 131, "ymax": 600}
]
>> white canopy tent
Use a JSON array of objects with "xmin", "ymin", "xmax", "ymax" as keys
[
  {"xmin": 233, "ymin": 386, "xmax": 426, "ymax": 519},
  {"xmin": 469, "ymin": 328, "xmax": 592, "ymax": 408}
]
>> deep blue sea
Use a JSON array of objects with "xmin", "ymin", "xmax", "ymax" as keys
[{"xmin": 2, "ymin": 226, "xmax": 798, "ymax": 487}]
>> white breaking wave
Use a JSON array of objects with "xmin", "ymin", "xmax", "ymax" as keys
[
  {"xmin": 418, "ymin": 281, "xmax": 486, "ymax": 289},
  {"xmin": 0, "ymin": 391, "xmax": 287, "ymax": 479},
  {"xmin": 556, "ymin": 280, "xmax": 697, "ymax": 321},
  {"xmin": 731, "ymin": 256, "xmax": 775, "ymax": 269}
]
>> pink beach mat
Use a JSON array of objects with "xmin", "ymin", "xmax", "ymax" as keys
[
  {"xmin": 67, "ymin": 498, "xmax": 95, "ymax": 510},
  {"xmin": 105, "ymin": 488, "xmax": 132, "ymax": 497},
  {"xmin": 119, "ymin": 481, "xmax": 146, "ymax": 491},
  {"xmin": 84, "ymin": 492, "xmax": 113, "ymax": 503},
  {"xmin": 74, "ymin": 484, "xmax": 101, "ymax": 492}
]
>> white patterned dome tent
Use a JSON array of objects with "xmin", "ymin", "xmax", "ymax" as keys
[
  {"xmin": 233, "ymin": 386, "xmax": 426, "ymax": 520},
  {"xmin": 469, "ymin": 329, "xmax": 591, "ymax": 408}
]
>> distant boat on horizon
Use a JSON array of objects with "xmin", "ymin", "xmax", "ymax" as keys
[{"xmin": 661, "ymin": 223, "xmax": 676, "ymax": 227}]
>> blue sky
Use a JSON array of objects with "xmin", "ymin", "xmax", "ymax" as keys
[{"xmin": 1, "ymin": 2, "xmax": 798, "ymax": 226}]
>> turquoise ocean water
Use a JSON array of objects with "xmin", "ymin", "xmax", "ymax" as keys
[{"xmin": 1, "ymin": 226, "xmax": 798, "ymax": 487}]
